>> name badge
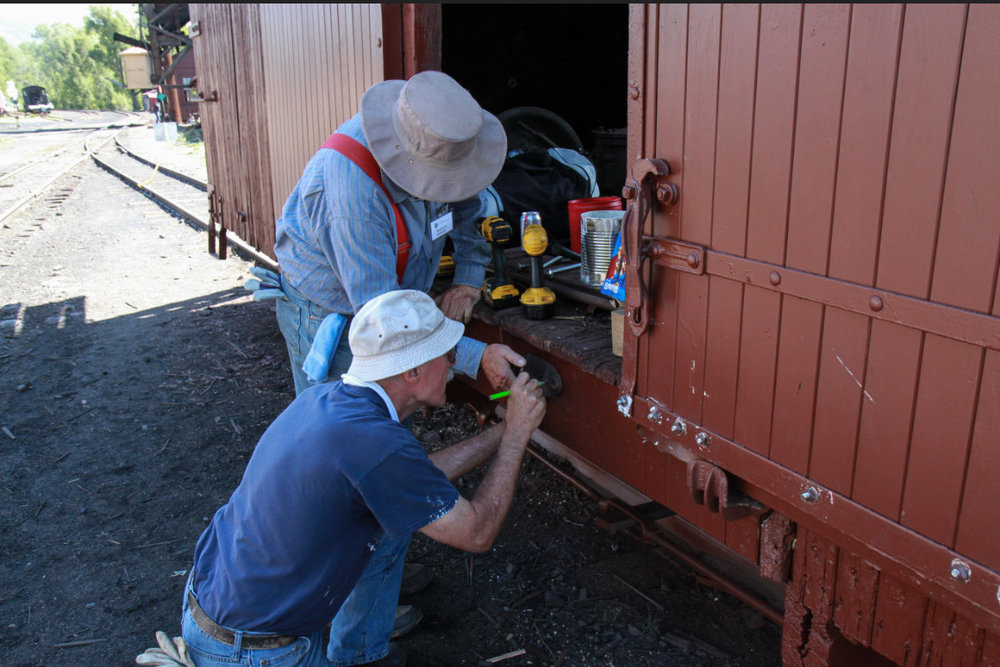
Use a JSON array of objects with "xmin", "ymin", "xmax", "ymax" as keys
[{"xmin": 430, "ymin": 211, "xmax": 453, "ymax": 240}]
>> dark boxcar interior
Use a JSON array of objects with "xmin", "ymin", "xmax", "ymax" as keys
[{"xmin": 441, "ymin": 4, "xmax": 629, "ymax": 198}]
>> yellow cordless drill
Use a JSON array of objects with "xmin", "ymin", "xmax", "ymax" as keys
[
  {"xmin": 519, "ymin": 218, "xmax": 556, "ymax": 320},
  {"xmin": 480, "ymin": 216, "xmax": 520, "ymax": 309}
]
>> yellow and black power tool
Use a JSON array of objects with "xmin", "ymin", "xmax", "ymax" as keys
[
  {"xmin": 519, "ymin": 218, "xmax": 556, "ymax": 320},
  {"xmin": 480, "ymin": 215, "xmax": 520, "ymax": 309}
]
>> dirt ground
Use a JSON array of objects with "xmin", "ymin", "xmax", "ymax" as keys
[{"xmin": 0, "ymin": 122, "xmax": 781, "ymax": 666}]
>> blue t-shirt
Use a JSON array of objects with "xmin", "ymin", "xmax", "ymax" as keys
[{"xmin": 189, "ymin": 381, "xmax": 459, "ymax": 636}]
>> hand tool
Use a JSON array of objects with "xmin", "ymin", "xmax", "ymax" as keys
[
  {"xmin": 489, "ymin": 355, "xmax": 563, "ymax": 399},
  {"xmin": 518, "ymin": 214, "xmax": 556, "ymax": 320},
  {"xmin": 479, "ymin": 215, "xmax": 520, "ymax": 309}
]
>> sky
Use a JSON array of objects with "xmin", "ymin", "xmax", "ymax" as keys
[{"xmin": 1, "ymin": 4, "xmax": 138, "ymax": 45}]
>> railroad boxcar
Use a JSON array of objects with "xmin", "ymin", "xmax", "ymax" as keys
[
  {"xmin": 190, "ymin": 4, "xmax": 1000, "ymax": 664},
  {"xmin": 21, "ymin": 85, "xmax": 53, "ymax": 114}
]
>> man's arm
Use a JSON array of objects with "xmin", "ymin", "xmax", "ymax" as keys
[
  {"xmin": 427, "ymin": 422, "xmax": 504, "ymax": 482},
  {"xmin": 420, "ymin": 372, "xmax": 546, "ymax": 553}
]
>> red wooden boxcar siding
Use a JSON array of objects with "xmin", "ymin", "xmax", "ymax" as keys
[
  {"xmin": 813, "ymin": 5, "xmax": 901, "ymax": 499},
  {"xmin": 933, "ymin": 3, "xmax": 1000, "ymax": 565},
  {"xmin": 258, "ymin": 4, "xmax": 384, "ymax": 224},
  {"xmin": 769, "ymin": 5, "xmax": 850, "ymax": 478},
  {"xmin": 636, "ymin": 1, "xmax": 1000, "ymax": 587},
  {"xmin": 733, "ymin": 3, "xmax": 801, "ymax": 463},
  {"xmin": 190, "ymin": 4, "xmax": 242, "ymax": 241},
  {"xmin": 230, "ymin": 5, "xmax": 274, "ymax": 254}
]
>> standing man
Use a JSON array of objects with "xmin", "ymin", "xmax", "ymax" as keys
[
  {"xmin": 181, "ymin": 291, "xmax": 547, "ymax": 666},
  {"xmin": 272, "ymin": 70, "xmax": 520, "ymax": 395}
]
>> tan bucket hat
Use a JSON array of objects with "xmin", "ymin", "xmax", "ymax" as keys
[
  {"xmin": 347, "ymin": 290, "xmax": 464, "ymax": 382},
  {"xmin": 360, "ymin": 71, "xmax": 507, "ymax": 203}
]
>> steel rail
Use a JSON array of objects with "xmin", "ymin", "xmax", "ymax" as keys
[
  {"xmin": 0, "ymin": 131, "xmax": 113, "ymax": 226},
  {"xmin": 112, "ymin": 136, "xmax": 208, "ymax": 191},
  {"xmin": 90, "ymin": 146, "xmax": 279, "ymax": 273}
]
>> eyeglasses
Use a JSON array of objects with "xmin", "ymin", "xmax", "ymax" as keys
[{"xmin": 446, "ymin": 346, "xmax": 457, "ymax": 364}]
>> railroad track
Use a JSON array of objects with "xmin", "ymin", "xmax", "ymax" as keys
[
  {"xmin": 90, "ymin": 134, "xmax": 278, "ymax": 271},
  {"xmin": 0, "ymin": 129, "xmax": 114, "ymax": 224}
]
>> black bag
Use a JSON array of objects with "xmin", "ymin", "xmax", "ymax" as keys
[{"xmin": 490, "ymin": 149, "xmax": 596, "ymax": 245}]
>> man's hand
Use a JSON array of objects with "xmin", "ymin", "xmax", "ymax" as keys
[
  {"xmin": 435, "ymin": 284, "xmax": 480, "ymax": 323},
  {"xmin": 480, "ymin": 344, "xmax": 525, "ymax": 391},
  {"xmin": 502, "ymin": 372, "xmax": 547, "ymax": 447}
]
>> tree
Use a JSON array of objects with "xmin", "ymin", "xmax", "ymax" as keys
[
  {"xmin": 85, "ymin": 5, "xmax": 142, "ymax": 111},
  {"xmin": 11, "ymin": 5, "xmax": 140, "ymax": 111}
]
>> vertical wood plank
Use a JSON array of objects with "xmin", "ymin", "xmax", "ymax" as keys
[
  {"xmin": 810, "ymin": 308, "xmax": 870, "ymax": 494},
  {"xmin": 955, "ymin": 351, "xmax": 1000, "ymax": 569},
  {"xmin": 902, "ymin": 336, "xmax": 980, "ymax": 545},
  {"xmin": 871, "ymin": 573, "xmax": 928, "ymax": 666},
  {"xmin": 732, "ymin": 3, "xmax": 800, "ymax": 458},
  {"xmin": 851, "ymin": 321, "xmax": 921, "ymax": 519},
  {"xmin": 827, "ymin": 3, "xmax": 901, "ymax": 287},
  {"xmin": 918, "ymin": 602, "xmax": 985, "ymax": 666},
  {"xmin": 769, "ymin": 297, "xmax": 822, "ymax": 472},
  {"xmin": 667, "ymin": 3, "xmax": 718, "ymax": 426},
  {"xmin": 640, "ymin": 3, "xmax": 686, "ymax": 413},
  {"xmin": 876, "ymin": 4, "xmax": 966, "ymax": 299},
  {"xmin": 811, "ymin": 4, "xmax": 901, "ymax": 496},
  {"xmin": 770, "ymin": 4, "xmax": 850, "ymax": 474},
  {"xmin": 833, "ymin": 553, "xmax": 879, "ymax": 648},
  {"xmin": 703, "ymin": 3, "xmax": 757, "ymax": 440}
]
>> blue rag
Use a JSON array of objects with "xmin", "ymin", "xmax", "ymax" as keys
[{"xmin": 302, "ymin": 312, "xmax": 348, "ymax": 384}]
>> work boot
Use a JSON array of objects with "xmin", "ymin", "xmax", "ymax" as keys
[
  {"xmin": 399, "ymin": 562, "xmax": 434, "ymax": 596},
  {"xmin": 365, "ymin": 642, "xmax": 407, "ymax": 666},
  {"xmin": 391, "ymin": 604, "xmax": 423, "ymax": 639}
]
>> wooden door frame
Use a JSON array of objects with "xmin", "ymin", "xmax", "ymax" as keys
[{"xmin": 381, "ymin": 3, "xmax": 441, "ymax": 80}]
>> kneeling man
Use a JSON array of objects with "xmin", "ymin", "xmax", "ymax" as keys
[{"xmin": 181, "ymin": 290, "xmax": 546, "ymax": 666}]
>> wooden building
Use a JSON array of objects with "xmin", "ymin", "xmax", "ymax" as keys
[{"xmin": 191, "ymin": 5, "xmax": 1000, "ymax": 664}]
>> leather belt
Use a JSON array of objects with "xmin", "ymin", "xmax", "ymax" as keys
[{"xmin": 187, "ymin": 591, "xmax": 297, "ymax": 650}]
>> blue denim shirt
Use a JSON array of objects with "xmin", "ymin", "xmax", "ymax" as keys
[{"xmin": 274, "ymin": 114, "xmax": 491, "ymax": 315}]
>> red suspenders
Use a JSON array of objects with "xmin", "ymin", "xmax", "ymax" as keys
[{"xmin": 320, "ymin": 133, "xmax": 411, "ymax": 284}]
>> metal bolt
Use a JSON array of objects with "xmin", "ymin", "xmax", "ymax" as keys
[
  {"xmin": 671, "ymin": 419, "xmax": 686, "ymax": 436},
  {"xmin": 949, "ymin": 559, "xmax": 971, "ymax": 583},
  {"xmin": 647, "ymin": 406, "xmax": 663, "ymax": 424},
  {"xmin": 694, "ymin": 432, "xmax": 710, "ymax": 447},
  {"xmin": 617, "ymin": 395, "xmax": 632, "ymax": 417},
  {"xmin": 800, "ymin": 487, "xmax": 819, "ymax": 503}
]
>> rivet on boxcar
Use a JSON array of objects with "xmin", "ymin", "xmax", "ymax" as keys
[
  {"xmin": 800, "ymin": 487, "xmax": 819, "ymax": 503},
  {"xmin": 949, "ymin": 558, "xmax": 971, "ymax": 583},
  {"xmin": 869, "ymin": 295, "xmax": 884, "ymax": 312},
  {"xmin": 694, "ymin": 432, "xmax": 710, "ymax": 448},
  {"xmin": 671, "ymin": 419, "xmax": 686, "ymax": 436},
  {"xmin": 647, "ymin": 406, "xmax": 663, "ymax": 424},
  {"xmin": 769, "ymin": 271, "xmax": 781, "ymax": 286}
]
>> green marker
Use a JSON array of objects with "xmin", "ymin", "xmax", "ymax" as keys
[{"xmin": 489, "ymin": 380, "xmax": 543, "ymax": 400}]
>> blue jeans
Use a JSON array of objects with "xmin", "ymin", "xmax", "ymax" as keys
[
  {"xmin": 182, "ymin": 532, "xmax": 410, "ymax": 666},
  {"xmin": 275, "ymin": 277, "xmax": 353, "ymax": 395}
]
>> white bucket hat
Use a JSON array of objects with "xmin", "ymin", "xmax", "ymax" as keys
[
  {"xmin": 347, "ymin": 290, "xmax": 464, "ymax": 382},
  {"xmin": 360, "ymin": 70, "xmax": 507, "ymax": 203}
]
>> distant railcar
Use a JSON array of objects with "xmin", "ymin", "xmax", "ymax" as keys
[{"xmin": 22, "ymin": 86, "xmax": 53, "ymax": 114}]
